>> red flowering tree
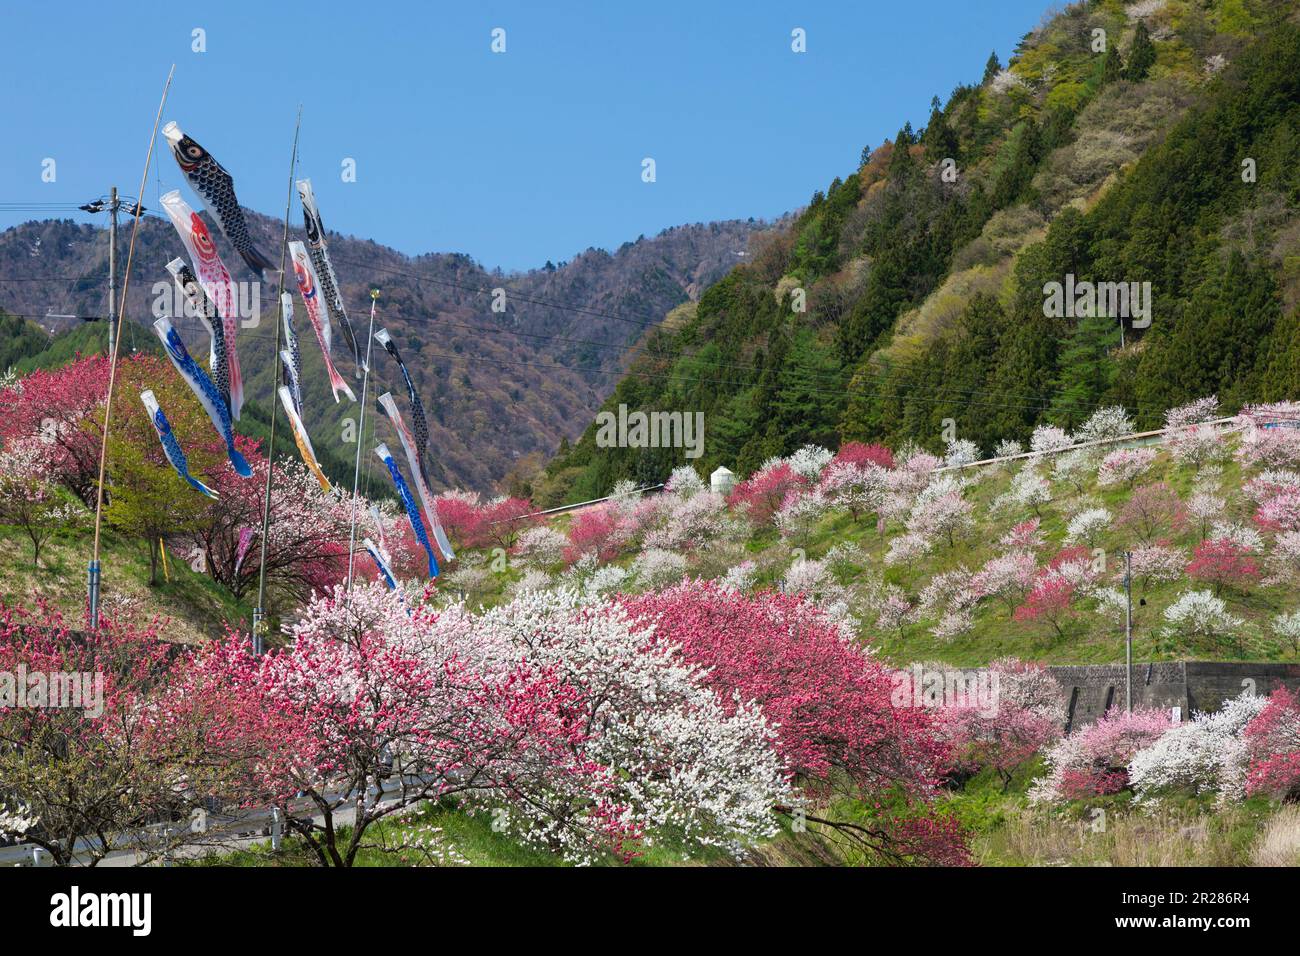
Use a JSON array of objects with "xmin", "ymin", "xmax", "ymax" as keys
[
  {"xmin": 1245, "ymin": 687, "xmax": 1300, "ymax": 801},
  {"xmin": 1187, "ymin": 538, "xmax": 1261, "ymax": 596},
  {"xmin": 565, "ymin": 506, "xmax": 623, "ymax": 563},
  {"xmin": 475, "ymin": 496, "xmax": 537, "ymax": 550},
  {"xmin": 728, "ymin": 462, "xmax": 807, "ymax": 527},
  {"xmin": 0, "ymin": 602, "xmax": 223, "ymax": 865},
  {"xmin": 622, "ymin": 582, "xmax": 969, "ymax": 865},
  {"xmin": 833, "ymin": 441, "xmax": 895, "ymax": 471},
  {"xmin": 1014, "ymin": 575, "xmax": 1077, "ymax": 641}
]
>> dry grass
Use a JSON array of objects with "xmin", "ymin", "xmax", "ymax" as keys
[
  {"xmin": 979, "ymin": 805, "xmax": 1255, "ymax": 867},
  {"xmin": 1252, "ymin": 805, "xmax": 1300, "ymax": 867}
]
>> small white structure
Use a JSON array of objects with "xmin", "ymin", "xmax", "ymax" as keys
[{"xmin": 710, "ymin": 465, "xmax": 736, "ymax": 498}]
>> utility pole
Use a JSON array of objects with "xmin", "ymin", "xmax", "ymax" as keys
[
  {"xmin": 1124, "ymin": 550, "xmax": 1133, "ymax": 713},
  {"xmin": 107, "ymin": 187, "xmax": 119, "ymax": 357}
]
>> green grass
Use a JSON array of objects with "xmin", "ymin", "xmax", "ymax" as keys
[{"xmin": 0, "ymin": 523, "xmax": 252, "ymax": 641}]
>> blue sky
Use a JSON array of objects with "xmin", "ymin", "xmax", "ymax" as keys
[{"xmin": 0, "ymin": 0, "xmax": 1052, "ymax": 272}]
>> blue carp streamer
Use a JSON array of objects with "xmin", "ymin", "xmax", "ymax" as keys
[
  {"xmin": 151, "ymin": 318, "xmax": 252, "ymax": 478},
  {"xmin": 375, "ymin": 443, "xmax": 438, "ymax": 579},
  {"xmin": 140, "ymin": 389, "xmax": 218, "ymax": 498}
]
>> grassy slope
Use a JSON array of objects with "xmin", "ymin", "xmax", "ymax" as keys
[{"xmin": 0, "ymin": 525, "xmax": 252, "ymax": 643}]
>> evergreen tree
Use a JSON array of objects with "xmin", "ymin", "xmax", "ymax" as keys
[
  {"xmin": 1049, "ymin": 311, "xmax": 1120, "ymax": 430},
  {"xmin": 1125, "ymin": 21, "xmax": 1156, "ymax": 82},
  {"xmin": 983, "ymin": 50, "xmax": 1002, "ymax": 83}
]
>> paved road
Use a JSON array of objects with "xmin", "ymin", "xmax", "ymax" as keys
[{"xmin": 1, "ymin": 786, "xmax": 409, "ymax": 867}]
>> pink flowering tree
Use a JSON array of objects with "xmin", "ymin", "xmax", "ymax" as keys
[
  {"xmin": 941, "ymin": 659, "xmax": 1066, "ymax": 790},
  {"xmin": 0, "ymin": 436, "xmax": 85, "ymax": 566},
  {"xmin": 1096, "ymin": 448, "xmax": 1157, "ymax": 488},
  {"xmin": 623, "ymin": 582, "xmax": 970, "ymax": 865},
  {"xmin": 431, "ymin": 490, "xmax": 484, "ymax": 548},
  {"xmin": 1116, "ymin": 482, "xmax": 1187, "ymax": 546},
  {"xmin": 0, "ymin": 353, "xmax": 115, "ymax": 505},
  {"xmin": 1029, "ymin": 708, "xmax": 1173, "ymax": 802},
  {"xmin": 564, "ymin": 505, "xmax": 624, "ymax": 563},
  {"xmin": 1014, "ymin": 573, "xmax": 1077, "ymax": 641},
  {"xmin": 475, "ymin": 496, "xmax": 538, "ymax": 550}
]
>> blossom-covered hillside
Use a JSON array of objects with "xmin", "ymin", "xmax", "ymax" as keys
[{"xmin": 432, "ymin": 397, "xmax": 1300, "ymax": 667}]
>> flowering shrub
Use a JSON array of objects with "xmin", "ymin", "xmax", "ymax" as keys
[
  {"xmin": 1162, "ymin": 590, "xmax": 1243, "ymax": 647},
  {"xmin": 1030, "ymin": 709, "xmax": 1173, "ymax": 803},
  {"xmin": 1128, "ymin": 693, "xmax": 1267, "ymax": 805}
]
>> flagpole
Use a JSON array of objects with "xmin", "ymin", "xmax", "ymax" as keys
[
  {"xmin": 345, "ymin": 290, "xmax": 380, "ymax": 597},
  {"xmin": 87, "ymin": 64, "xmax": 175, "ymax": 630},
  {"xmin": 252, "ymin": 106, "xmax": 302, "ymax": 654}
]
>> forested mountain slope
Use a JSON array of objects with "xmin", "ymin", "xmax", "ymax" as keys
[{"xmin": 544, "ymin": 0, "xmax": 1300, "ymax": 505}]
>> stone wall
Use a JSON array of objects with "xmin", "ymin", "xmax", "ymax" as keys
[{"xmin": 1046, "ymin": 661, "xmax": 1300, "ymax": 729}]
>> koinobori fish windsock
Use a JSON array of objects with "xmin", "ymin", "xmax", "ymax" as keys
[
  {"xmin": 378, "ymin": 391, "xmax": 454, "ymax": 562},
  {"xmin": 289, "ymin": 240, "xmax": 356, "ymax": 403},
  {"xmin": 160, "ymin": 190, "xmax": 245, "ymax": 421},
  {"xmin": 163, "ymin": 121, "xmax": 277, "ymax": 279},
  {"xmin": 234, "ymin": 526, "xmax": 255, "ymax": 575},
  {"xmin": 363, "ymin": 537, "xmax": 398, "ymax": 591},
  {"xmin": 140, "ymin": 389, "xmax": 218, "ymax": 499},
  {"xmin": 374, "ymin": 328, "xmax": 430, "ymax": 466},
  {"xmin": 279, "ymin": 292, "xmax": 303, "ymax": 416},
  {"xmin": 152, "ymin": 318, "xmax": 252, "ymax": 478},
  {"xmin": 375, "ymin": 443, "xmax": 438, "ymax": 578},
  {"xmin": 297, "ymin": 179, "xmax": 363, "ymax": 376},
  {"xmin": 166, "ymin": 257, "xmax": 231, "ymax": 415},
  {"xmin": 278, "ymin": 386, "xmax": 331, "ymax": 492}
]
